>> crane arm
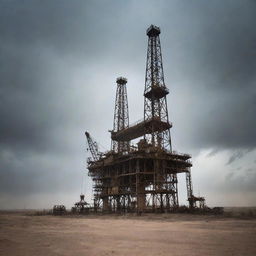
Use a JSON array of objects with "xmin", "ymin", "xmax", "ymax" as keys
[{"xmin": 85, "ymin": 131, "xmax": 100, "ymax": 161}]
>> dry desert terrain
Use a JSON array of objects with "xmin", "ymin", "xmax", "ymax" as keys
[{"xmin": 0, "ymin": 211, "xmax": 256, "ymax": 256}]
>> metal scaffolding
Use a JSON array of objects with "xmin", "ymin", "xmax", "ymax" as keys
[
  {"xmin": 86, "ymin": 25, "xmax": 205, "ymax": 213},
  {"xmin": 112, "ymin": 77, "xmax": 130, "ymax": 153}
]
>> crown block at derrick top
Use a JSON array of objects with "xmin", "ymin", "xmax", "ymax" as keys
[
  {"xmin": 116, "ymin": 77, "xmax": 127, "ymax": 85},
  {"xmin": 147, "ymin": 25, "xmax": 161, "ymax": 37}
]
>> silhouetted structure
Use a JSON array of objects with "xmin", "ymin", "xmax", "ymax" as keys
[
  {"xmin": 86, "ymin": 25, "xmax": 205, "ymax": 213},
  {"xmin": 72, "ymin": 194, "xmax": 90, "ymax": 213},
  {"xmin": 112, "ymin": 77, "xmax": 130, "ymax": 153},
  {"xmin": 53, "ymin": 205, "xmax": 66, "ymax": 215}
]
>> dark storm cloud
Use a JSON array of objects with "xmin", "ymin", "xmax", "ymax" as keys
[
  {"xmin": 162, "ymin": 0, "xmax": 256, "ymax": 152},
  {"xmin": 0, "ymin": 0, "xmax": 125, "ymax": 58},
  {"xmin": 0, "ymin": 149, "xmax": 83, "ymax": 196},
  {"xmin": 0, "ymin": 0, "xmax": 136, "ymax": 153},
  {"xmin": 0, "ymin": 0, "xmax": 134, "ymax": 206},
  {"xmin": 0, "ymin": 0, "xmax": 256, "ymax": 208}
]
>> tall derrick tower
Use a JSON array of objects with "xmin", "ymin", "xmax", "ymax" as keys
[
  {"xmin": 144, "ymin": 25, "xmax": 172, "ymax": 151},
  {"xmin": 112, "ymin": 77, "xmax": 130, "ymax": 153},
  {"xmin": 143, "ymin": 25, "xmax": 178, "ymax": 207}
]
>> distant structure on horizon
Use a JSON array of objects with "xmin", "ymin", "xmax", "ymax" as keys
[{"xmin": 85, "ymin": 25, "xmax": 205, "ymax": 213}]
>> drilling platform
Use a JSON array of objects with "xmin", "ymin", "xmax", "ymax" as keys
[{"xmin": 86, "ymin": 25, "xmax": 205, "ymax": 213}]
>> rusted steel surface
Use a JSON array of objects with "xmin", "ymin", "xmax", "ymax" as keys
[{"xmin": 86, "ymin": 25, "xmax": 206, "ymax": 213}]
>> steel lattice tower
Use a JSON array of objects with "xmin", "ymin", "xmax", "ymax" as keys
[
  {"xmin": 112, "ymin": 77, "xmax": 130, "ymax": 153},
  {"xmin": 144, "ymin": 25, "xmax": 178, "ymax": 206},
  {"xmin": 144, "ymin": 25, "xmax": 172, "ymax": 151}
]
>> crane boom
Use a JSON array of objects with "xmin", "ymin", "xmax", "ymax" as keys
[{"xmin": 85, "ymin": 131, "xmax": 100, "ymax": 161}]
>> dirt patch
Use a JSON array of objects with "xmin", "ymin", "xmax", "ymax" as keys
[{"xmin": 0, "ymin": 212, "xmax": 255, "ymax": 256}]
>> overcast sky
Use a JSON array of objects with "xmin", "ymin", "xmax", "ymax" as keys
[{"xmin": 0, "ymin": 0, "xmax": 256, "ymax": 209}]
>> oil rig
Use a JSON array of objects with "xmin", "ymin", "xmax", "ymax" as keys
[{"xmin": 85, "ymin": 25, "xmax": 205, "ymax": 213}]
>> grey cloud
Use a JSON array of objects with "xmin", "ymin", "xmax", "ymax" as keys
[
  {"xmin": 160, "ymin": 0, "xmax": 256, "ymax": 152},
  {"xmin": 225, "ymin": 169, "xmax": 256, "ymax": 193},
  {"xmin": 246, "ymin": 168, "xmax": 254, "ymax": 173},
  {"xmin": 207, "ymin": 148, "xmax": 220, "ymax": 158},
  {"xmin": 226, "ymin": 151, "xmax": 246, "ymax": 165}
]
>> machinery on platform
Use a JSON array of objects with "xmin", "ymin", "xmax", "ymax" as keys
[
  {"xmin": 53, "ymin": 205, "xmax": 66, "ymax": 215},
  {"xmin": 72, "ymin": 194, "xmax": 91, "ymax": 214}
]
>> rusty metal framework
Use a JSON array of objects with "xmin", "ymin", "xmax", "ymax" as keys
[
  {"xmin": 112, "ymin": 77, "xmax": 130, "ymax": 153},
  {"xmin": 85, "ymin": 131, "xmax": 100, "ymax": 161},
  {"xmin": 144, "ymin": 25, "xmax": 171, "ymax": 151},
  {"xmin": 86, "ymin": 25, "xmax": 205, "ymax": 213}
]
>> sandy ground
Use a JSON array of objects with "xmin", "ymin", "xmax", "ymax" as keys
[{"xmin": 0, "ymin": 212, "xmax": 256, "ymax": 256}]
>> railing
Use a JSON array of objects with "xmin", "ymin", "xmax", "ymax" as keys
[
  {"xmin": 144, "ymin": 84, "xmax": 169, "ymax": 93},
  {"xmin": 113, "ymin": 116, "xmax": 171, "ymax": 134},
  {"xmin": 172, "ymin": 151, "xmax": 191, "ymax": 158},
  {"xmin": 125, "ymin": 117, "xmax": 144, "ymax": 129}
]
